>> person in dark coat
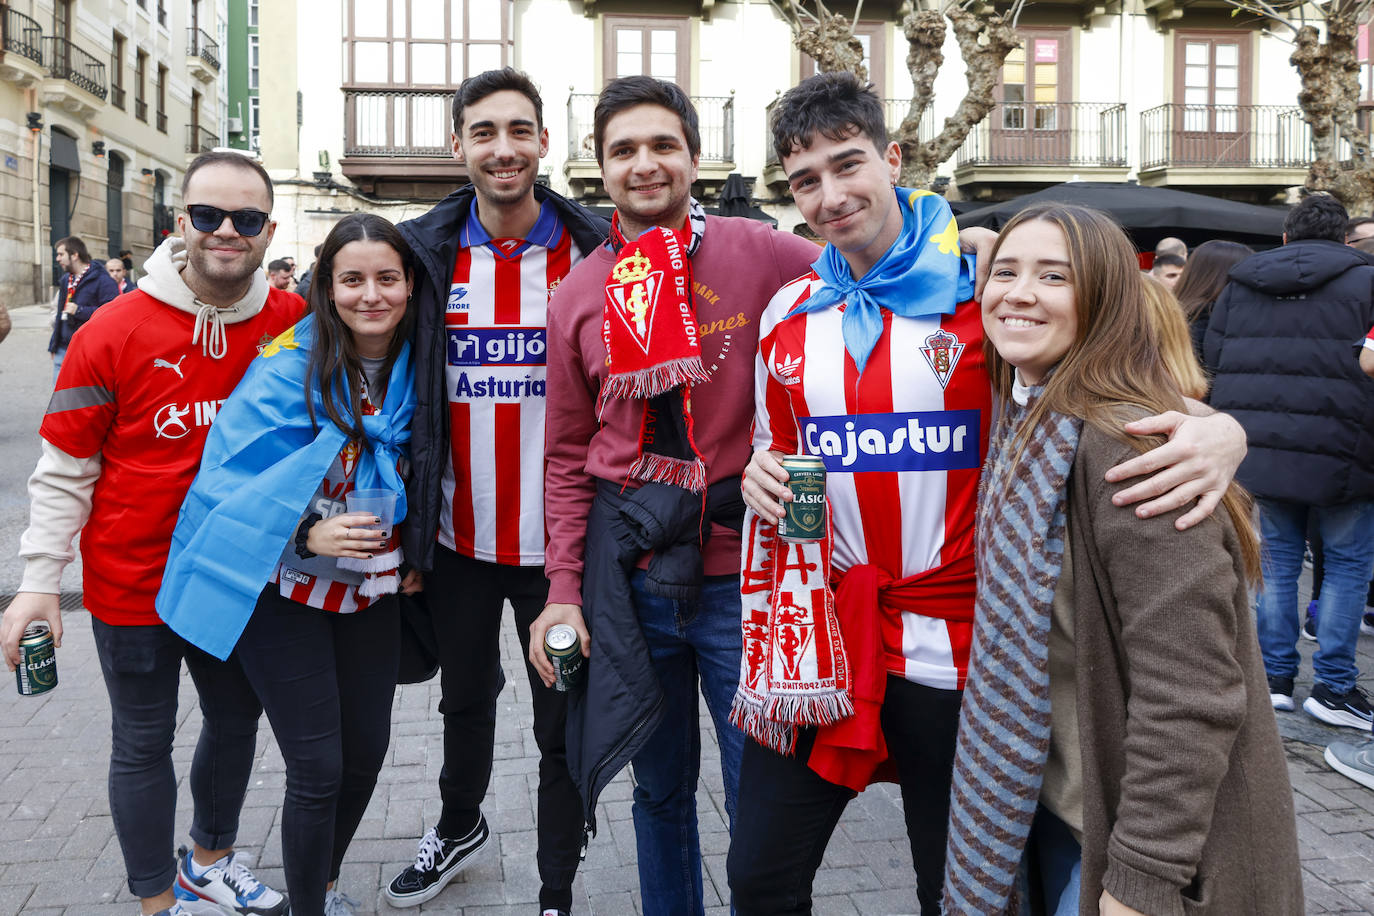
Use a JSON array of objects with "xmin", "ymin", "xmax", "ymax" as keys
[
  {"xmin": 1205, "ymin": 193, "xmax": 1374, "ymax": 729},
  {"xmin": 49, "ymin": 235, "xmax": 119, "ymax": 381}
]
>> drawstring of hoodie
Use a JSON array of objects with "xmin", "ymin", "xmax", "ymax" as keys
[{"xmin": 192, "ymin": 301, "xmax": 232, "ymax": 359}]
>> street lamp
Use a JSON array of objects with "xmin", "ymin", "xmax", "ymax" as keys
[
  {"xmin": 92, "ymin": 141, "xmax": 106, "ymax": 159},
  {"xmin": 26, "ymin": 112, "xmax": 42, "ymax": 132}
]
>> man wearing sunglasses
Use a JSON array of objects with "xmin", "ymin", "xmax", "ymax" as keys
[{"xmin": 3, "ymin": 151, "xmax": 303, "ymax": 916}]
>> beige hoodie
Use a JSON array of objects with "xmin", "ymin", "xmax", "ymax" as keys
[{"xmin": 17, "ymin": 236, "xmax": 272, "ymax": 595}]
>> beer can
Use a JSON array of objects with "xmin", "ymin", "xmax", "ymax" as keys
[
  {"xmin": 780, "ymin": 455, "xmax": 826, "ymax": 542},
  {"xmin": 545, "ymin": 623, "xmax": 585, "ymax": 693},
  {"xmin": 15, "ymin": 622, "xmax": 57, "ymax": 696}
]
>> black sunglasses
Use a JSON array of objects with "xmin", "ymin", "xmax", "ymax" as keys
[{"xmin": 186, "ymin": 204, "xmax": 270, "ymax": 237}]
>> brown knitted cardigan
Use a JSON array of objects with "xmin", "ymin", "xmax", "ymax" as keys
[{"xmin": 1066, "ymin": 421, "xmax": 1303, "ymax": 916}]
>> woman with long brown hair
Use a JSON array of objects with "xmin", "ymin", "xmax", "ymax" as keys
[
  {"xmin": 1171, "ymin": 238, "xmax": 1254, "ymax": 366},
  {"xmin": 942, "ymin": 203, "xmax": 1300, "ymax": 915},
  {"xmin": 158, "ymin": 212, "xmax": 419, "ymax": 916}
]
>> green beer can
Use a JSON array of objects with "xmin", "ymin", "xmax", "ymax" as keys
[
  {"xmin": 781, "ymin": 455, "xmax": 826, "ymax": 542},
  {"xmin": 15, "ymin": 622, "xmax": 57, "ymax": 696},
  {"xmin": 545, "ymin": 624, "xmax": 585, "ymax": 693}
]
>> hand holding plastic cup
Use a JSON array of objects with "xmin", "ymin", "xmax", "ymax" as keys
[{"xmin": 345, "ymin": 488, "xmax": 399, "ymax": 540}]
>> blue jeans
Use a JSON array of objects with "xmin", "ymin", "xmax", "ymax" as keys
[
  {"xmin": 1256, "ymin": 498, "xmax": 1374, "ymax": 692},
  {"xmin": 52, "ymin": 346, "xmax": 65, "ymax": 385},
  {"xmin": 628, "ymin": 570, "xmax": 745, "ymax": 916},
  {"xmin": 1029, "ymin": 806, "xmax": 1082, "ymax": 916}
]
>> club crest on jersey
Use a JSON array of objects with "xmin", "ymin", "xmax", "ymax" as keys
[
  {"xmin": 447, "ymin": 286, "xmax": 469, "ymax": 313},
  {"xmin": 920, "ymin": 329, "xmax": 964, "ymax": 389},
  {"xmin": 774, "ymin": 351, "xmax": 804, "ymax": 386},
  {"xmin": 607, "ymin": 253, "xmax": 661, "ymax": 355},
  {"xmin": 339, "ymin": 440, "xmax": 360, "ymax": 479}
]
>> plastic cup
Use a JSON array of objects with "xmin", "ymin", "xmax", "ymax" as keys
[{"xmin": 345, "ymin": 488, "xmax": 399, "ymax": 539}]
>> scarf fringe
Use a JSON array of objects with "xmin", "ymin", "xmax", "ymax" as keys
[
  {"xmin": 338, "ymin": 546, "xmax": 400, "ymax": 574},
  {"xmin": 603, "ymin": 358, "xmax": 712, "ymax": 401},
  {"xmin": 629, "ymin": 453, "xmax": 706, "ymax": 493},
  {"xmin": 730, "ymin": 694, "xmax": 798, "ymax": 755},
  {"xmin": 356, "ymin": 571, "xmax": 399, "ymax": 598}
]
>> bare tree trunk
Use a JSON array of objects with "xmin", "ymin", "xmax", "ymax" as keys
[
  {"xmin": 896, "ymin": 8, "xmax": 1020, "ymax": 189},
  {"xmin": 1293, "ymin": 16, "xmax": 1374, "ymax": 215}
]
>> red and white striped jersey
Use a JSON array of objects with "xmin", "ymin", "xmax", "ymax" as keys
[
  {"xmin": 438, "ymin": 202, "xmax": 584, "ymax": 565},
  {"xmin": 754, "ymin": 272, "xmax": 991, "ymax": 690}
]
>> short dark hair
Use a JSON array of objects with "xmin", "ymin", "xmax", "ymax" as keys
[
  {"xmin": 267, "ymin": 258, "xmax": 290, "ymax": 273},
  {"xmin": 593, "ymin": 76, "xmax": 700, "ymax": 164},
  {"xmin": 771, "ymin": 71, "xmax": 887, "ymax": 164},
  {"xmin": 1346, "ymin": 216, "xmax": 1374, "ymax": 240},
  {"xmin": 55, "ymin": 236, "xmax": 89, "ymax": 264},
  {"xmin": 452, "ymin": 67, "xmax": 544, "ymax": 135},
  {"xmin": 182, "ymin": 150, "xmax": 275, "ymax": 208},
  {"xmin": 1152, "ymin": 253, "xmax": 1186, "ymax": 271},
  {"xmin": 1285, "ymin": 193, "xmax": 1348, "ymax": 243}
]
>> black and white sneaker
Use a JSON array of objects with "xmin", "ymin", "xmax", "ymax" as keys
[
  {"xmin": 1268, "ymin": 675, "xmax": 1295, "ymax": 712},
  {"xmin": 1304, "ymin": 682, "xmax": 1374, "ymax": 730},
  {"xmin": 384, "ymin": 817, "xmax": 491, "ymax": 907}
]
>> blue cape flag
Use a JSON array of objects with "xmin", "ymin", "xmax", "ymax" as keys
[
  {"xmin": 156, "ymin": 314, "xmax": 415, "ymax": 659},
  {"xmin": 787, "ymin": 187, "xmax": 976, "ymax": 375}
]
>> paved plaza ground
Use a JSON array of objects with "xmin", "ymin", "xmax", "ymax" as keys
[{"xmin": 3, "ymin": 305, "xmax": 1374, "ymax": 914}]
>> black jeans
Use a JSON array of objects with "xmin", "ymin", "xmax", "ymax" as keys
[
  {"xmin": 91, "ymin": 619, "xmax": 262, "ymax": 899},
  {"xmin": 727, "ymin": 676, "xmax": 964, "ymax": 916},
  {"xmin": 429, "ymin": 545, "xmax": 582, "ymax": 911},
  {"xmin": 222, "ymin": 587, "xmax": 399, "ymax": 916}
]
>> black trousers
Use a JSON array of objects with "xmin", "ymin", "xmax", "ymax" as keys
[
  {"xmin": 727, "ymin": 676, "xmax": 963, "ymax": 916},
  {"xmin": 220, "ymin": 587, "xmax": 400, "ymax": 916},
  {"xmin": 429, "ymin": 545, "xmax": 582, "ymax": 910}
]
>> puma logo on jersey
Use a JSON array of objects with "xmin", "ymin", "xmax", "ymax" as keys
[{"xmin": 153, "ymin": 355, "xmax": 186, "ymax": 379}]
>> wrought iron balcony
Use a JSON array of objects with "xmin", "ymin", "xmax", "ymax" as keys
[
  {"xmin": 111, "ymin": 84, "xmax": 125, "ymax": 109},
  {"xmin": 187, "ymin": 28, "xmax": 219, "ymax": 71},
  {"xmin": 3, "ymin": 7, "xmax": 44, "ymax": 66},
  {"xmin": 156, "ymin": 109, "xmax": 166, "ymax": 132},
  {"xmin": 566, "ymin": 93, "xmax": 735, "ymax": 163},
  {"xmin": 1140, "ymin": 104, "xmax": 1310, "ymax": 170},
  {"xmin": 187, "ymin": 123, "xmax": 217, "ymax": 154},
  {"xmin": 42, "ymin": 35, "xmax": 106, "ymax": 99},
  {"xmin": 135, "ymin": 97, "xmax": 147, "ymax": 121},
  {"xmin": 956, "ymin": 102, "xmax": 1127, "ymax": 168},
  {"xmin": 344, "ymin": 88, "xmax": 454, "ymax": 158}
]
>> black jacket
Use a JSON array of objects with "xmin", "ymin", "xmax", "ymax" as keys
[
  {"xmin": 1204, "ymin": 239, "xmax": 1374, "ymax": 505},
  {"xmin": 568, "ymin": 479, "xmax": 744, "ymax": 834},
  {"xmin": 49, "ymin": 265, "xmax": 119, "ymax": 353},
  {"xmin": 396, "ymin": 183, "xmax": 609, "ymax": 571}
]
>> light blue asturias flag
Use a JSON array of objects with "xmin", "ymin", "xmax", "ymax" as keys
[
  {"xmin": 786, "ymin": 187, "xmax": 975, "ymax": 375},
  {"xmin": 156, "ymin": 314, "xmax": 415, "ymax": 660}
]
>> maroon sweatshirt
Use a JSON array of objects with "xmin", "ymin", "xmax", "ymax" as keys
[{"xmin": 544, "ymin": 216, "xmax": 820, "ymax": 606}]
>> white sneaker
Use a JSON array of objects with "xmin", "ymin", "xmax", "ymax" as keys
[
  {"xmin": 323, "ymin": 889, "xmax": 359, "ymax": 916},
  {"xmin": 175, "ymin": 846, "xmax": 288, "ymax": 916}
]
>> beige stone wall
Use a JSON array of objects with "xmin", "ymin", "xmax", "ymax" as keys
[{"xmin": 0, "ymin": 0, "xmax": 226, "ymax": 303}]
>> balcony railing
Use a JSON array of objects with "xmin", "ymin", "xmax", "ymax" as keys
[
  {"xmin": 3, "ymin": 7, "xmax": 44, "ymax": 65},
  {"xmin": 135, "ymin": 97, "xmax": 147, "ymax": 121},
  {"xmin": 187, "ymin": 123, "xmax": 217, "ymax": 154},
  {"xmin": 111, "ymin": 83, "xmax": 125, "ymax": 109},
  {"xmin": 42, "ymin": 36, "xmax": 107, "ymax": 99},
  {"xmin": 1140, "ymin": 104, "xmax": 1310, "ymax": 170},
  {"xmin": 567, "ymin": 93, "xmax": 735, "ymax": 163},
  {"xmin": 956, "ymin": 102, "xmax": 1127, "ymax": 168},
  {"xmin": 187, "ymin": 28, "xmax": 219, "ymax": 70},
  {"xmin": 156, "ymin": 110, "xmax": 166, "ymax": 132},
  {"xmin": 344, "ymin": 88, "xmax": 454, "ymax": 157},
  {"xmin": 766, "ymin": 97, "xmax": 934, "ymax": 167}
]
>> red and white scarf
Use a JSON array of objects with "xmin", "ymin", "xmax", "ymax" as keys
[
  {"xmin": 601, "ymin": 201, "xmax": 710, "ymax": 492},
  {"xmin": 731, "ymin": 507, "xmax": 853, "ymax": 754}
]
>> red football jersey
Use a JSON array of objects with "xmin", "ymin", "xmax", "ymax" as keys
[{"xmin": 41, "ymin": 288, "xmax": 303, "ymax": 625}]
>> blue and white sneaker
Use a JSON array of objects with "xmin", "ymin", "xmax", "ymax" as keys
[
  {"xmin": 323, "ymin": 889, "xmax": 359, "ymax": 916},
  {"xmin": 176, "ymin": 846, "xmax": 287, "ymax": 916}
]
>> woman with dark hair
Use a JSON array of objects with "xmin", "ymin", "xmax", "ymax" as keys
[
  {"xmin": 1171, "ymin": 239, "xmax": 1254, "ymax": 366},
  {"xmin": 943, "ymin": 204, "xmax": 1300, "ymax": 915},
  {"xmin": 157, "ymin": 212, "xmax": 419, "ymax": 916}
]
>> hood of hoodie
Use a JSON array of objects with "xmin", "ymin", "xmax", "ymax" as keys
[
  {"xmin": 137, "ymin": 236, "xmax": 272, "ymax": 359},
  {"xmin": 1227, "ymin": 238, "xmax": 1371, "ymax": 296}
]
